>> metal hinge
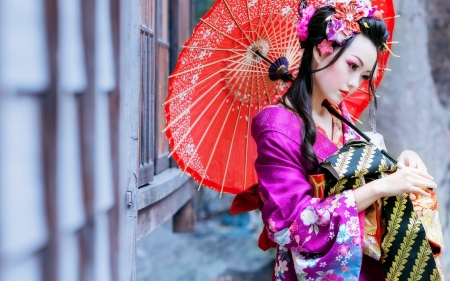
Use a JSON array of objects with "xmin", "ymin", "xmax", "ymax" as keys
[{"xmin": 126, "ymin": 191, "xmax": 132, "ymax": 207}]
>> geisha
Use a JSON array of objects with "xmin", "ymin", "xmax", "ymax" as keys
[{"xmin": 240, "ymin": 0, "xmax": 445, "ymax": 280}]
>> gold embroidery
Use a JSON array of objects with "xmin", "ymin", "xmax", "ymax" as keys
[
  {"xmin": 381, "ymin": 194, "xmax": 407, "ymax": 261},
  {"xmin": 407, "ymin": 237, "xmax": 432, "ymax": 281},
  {"xmin": 378, "ymin": 158, "xmax": 389, "ymax": 173},
  {"xmin": 328, "ymin": 178, "xmax": 348, "ymax": 196},
  {"xmin": 430, "ymin": 268, "xmax": 441, "ymax": 281},
  {"xmin": 334, "ymin": 147, "xmax": 355, "ymax": 179},
  {"xmin": 355, "ymin": 144, "xmax": 376, "ymax": 178},
  {"xmin": 386, "ymin": 210, "xmax": 421, "ymax": 281},
  {"xmin": 352, "ymin": 176, "xmax": 364, "ymax": 189}
]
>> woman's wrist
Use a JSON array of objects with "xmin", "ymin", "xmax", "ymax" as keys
[
  {"xmin": 353, "ymin": 180, "xmax": 384, "ymax": 212},
  {"xmin": 368, "ymin": 178, "xmax": 385, "ymax": 198}
]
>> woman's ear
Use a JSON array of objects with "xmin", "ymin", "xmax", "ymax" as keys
[{"xmin": 312, "ymin": 46, "xmax": 326, "ymax": 64}]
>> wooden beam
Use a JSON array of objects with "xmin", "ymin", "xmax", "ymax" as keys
[
  {"xmin": 137, "ymin": 167, "xmax": 190, "ymax": 210},
  {"xmin": 136, "ymin": 180, "xmax": 192, "ymax": 240}
]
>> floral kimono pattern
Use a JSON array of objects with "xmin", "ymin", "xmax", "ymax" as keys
[{"xmin": 252, "ymin": 103, "xmax": 363, "ymax": 281}]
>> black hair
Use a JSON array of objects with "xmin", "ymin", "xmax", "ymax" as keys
[{"xmin": 280, "ymin": 6, "xmax": 389, "ymax": 170}]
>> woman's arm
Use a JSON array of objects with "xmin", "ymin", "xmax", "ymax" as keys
[{"xmin": 255, "ymin": 130, "xmax": 362, "ymax": 253}]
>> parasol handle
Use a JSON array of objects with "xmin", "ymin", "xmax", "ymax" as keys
[
  {"xmin": 254, "ymin": 50, "xmax": 273, "ymax": 65},
  {"xmin": 255, "ymin": 50, "xmax": 293, "ymax": 82}
]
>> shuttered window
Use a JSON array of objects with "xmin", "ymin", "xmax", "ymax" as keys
[
  {"xmin": 154, "ymin": 0, "xmax": 170, "ymax": 174},
  {"xmin": 138, "ymin": 0, "xmax": 156, "ymax": 186}
]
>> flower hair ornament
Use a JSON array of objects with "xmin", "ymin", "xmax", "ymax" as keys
[{"xmin": 297, "ymin": 0, "xmax": 384, "ymax": 48}]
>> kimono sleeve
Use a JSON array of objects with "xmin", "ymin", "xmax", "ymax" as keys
[{"xmin": 255, "ymin": 130, "xmax": 362, "ymax": 254}]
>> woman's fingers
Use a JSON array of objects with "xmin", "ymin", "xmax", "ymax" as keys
[
  {"xmin": 404, "ymin": 166, "xmax": 434, "ymax": 181},
  {"xmin": 411, "ymin": 186, "xmax": 431, "ymax": 197},
  {"xmin": 410, "ymin": 177, "xmax": 437, "ymax": 189},
  {"xmin": 406, "ymin": 169, "xmax": 437, "ymax": 193},
  {"xmin": 408, "ymin": 159, "xmax": 418, "ymax": 169}
]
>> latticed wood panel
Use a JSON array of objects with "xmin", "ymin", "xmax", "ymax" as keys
[
  {"xmin": 0, "ymin": 0, "xmax": 194, "ymax": 280},
  {"xmin": 0, "ymin": 0, "xmax": 121, "ymax": 280}
]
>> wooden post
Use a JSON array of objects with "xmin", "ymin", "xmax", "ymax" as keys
[
  {"xmin": 173, "ymin": 200, "xmax": 196, "ymax": 233},
  {"xmin": 120, "ymin": 0, "xmax": 140, "ymax": 279}
]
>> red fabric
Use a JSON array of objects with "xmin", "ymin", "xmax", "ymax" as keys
[
  {"xmin": 229, "ymin": 184, "xmax": 261, "ymax": 214},
  {"xmin": 258, "ymin": 227, "xmax": 277, "ymax": 251},
  {"xmin": 230, "ymin": 184, "xmax": 277, "ymax": 251}
]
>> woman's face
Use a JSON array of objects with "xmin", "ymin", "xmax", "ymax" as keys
[{"xmin": 311, "ymin": 34, "xmax": 378, "ymax": 105}]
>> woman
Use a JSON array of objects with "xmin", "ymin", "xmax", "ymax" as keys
[{"xmin": 251, "ymin": 1, "xmax": 441, "ymax": 280}]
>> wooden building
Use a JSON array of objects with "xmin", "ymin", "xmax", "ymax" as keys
[{"xmin": 0, "ymin": 0, "xmax": 194, "ymax": 280}]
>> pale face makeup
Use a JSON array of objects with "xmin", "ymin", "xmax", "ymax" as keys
[{"xmin": 311, "ymin": 34, "xmax": 378, "ymax": 111}]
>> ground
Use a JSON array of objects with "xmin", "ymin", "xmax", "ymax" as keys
[{"xmin": 136, "ymin": 212, "xmax": 274, "ymax": 281}]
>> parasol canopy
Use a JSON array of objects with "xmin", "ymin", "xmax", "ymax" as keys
[{"xmin": 164, "ymin": 0, "xmax": 396, "ymax": 195}]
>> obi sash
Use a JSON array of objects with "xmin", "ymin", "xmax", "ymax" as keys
[{"xmin": 311, "ymin": 140, "xmax": 444, "ymax": 281}]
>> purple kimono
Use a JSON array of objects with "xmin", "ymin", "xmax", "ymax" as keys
[{"xmin": 252, "ymin": 104, "xmax": 384, "ymax": 281}]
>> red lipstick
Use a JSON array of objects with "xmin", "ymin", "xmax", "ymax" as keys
[{"xmin": 340, "ymin": 90, "xmax": 349, "ymax": 98}]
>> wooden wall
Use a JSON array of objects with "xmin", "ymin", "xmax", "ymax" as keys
[
  {"xmin": 0, "ymin": 0, "xmax": 123, "ymax": 280},
  {"xmin": 0, "ymin": 0, "xmax": 193, "ymax": 279}
]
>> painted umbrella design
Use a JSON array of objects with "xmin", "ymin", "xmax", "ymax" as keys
[{"xmin": 164, "ymin": 0, "xmax": 396, "ymax": 195}]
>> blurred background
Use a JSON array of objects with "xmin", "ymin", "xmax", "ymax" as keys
[{"xmin": 0, "ymin": 0, "xmax": 448, "ymax": 280}]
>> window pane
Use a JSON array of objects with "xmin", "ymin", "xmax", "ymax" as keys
[
  {"xmin": 157, "ymin": 0, "xmax": 169, "ymax": 43},
  {"xmin": 178, "ymin": 0, "xmax": 191, "ymax": 46},
  {"xmin": 140, "ymin": 0, "xmax": 146, "ymax": 26},
  {"xmin": 140, "ymin": 0, "xmax": 155, "ymax": 29},
  {"xmin": 149, "ymin": 0, "xmax": 155, "ymax": 29},
  {"xmin": 156, "ymin": 44, "xmax": 170, "ymax": 160},
  {"xmin": 138, "ymin": 30, "xmax": 155, "ymax": 185}
]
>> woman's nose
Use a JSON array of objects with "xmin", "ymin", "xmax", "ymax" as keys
[{"xmin": 348, "ymin": 75, "xmax": 359, "ymax": 91}]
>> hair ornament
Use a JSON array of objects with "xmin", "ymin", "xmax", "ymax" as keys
[
  {"xmin": 326, "ymin": 0, "xmax": 381, "ymax": 45},
  {"xmin": 297, "ymin": 4, "xmax": 316, "ymax": 42},
  {"xmin": 382, "ymin": 43, "xmax": 400, "ymax": 57},
  {"xmin": 318, "ymin": 39, "xmax": 334, "ymax": 55},
  {"xmin": 297, "ymin": 0, "xmax": 384, "ymax": 46}
]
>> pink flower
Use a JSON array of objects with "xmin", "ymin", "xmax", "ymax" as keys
[
  {"xmin": 338, "ymin": 243, "xmax": 350, "ymax": 256},
  {"xmin": 269, "ymin": 218, "xmax": 278, "ymax": 232},
  {"xmin": 318, "ymin": 39, "xmax": 334, "ymax": 55},
  {"xmin": 322, "ymin": 272, "xmax": 344, "ymax": 281},
  {"xmin": 333, "ymin": 0, "xmax": 365, "ymax": 33},
  {"xmin": 317, "ymin": 208, "xmax": 331, "ymax": 225},
  {"xmin": 346, "ymin": 217, "xmax": 360, "ymax": 236},
  {"xmin": 341, "ymin": 266, "xmax": 350, "ymax": 272},
  {"xmin": 289, "ymin": 220, "xmax": 299, "ymax": 233},
  {"xmin": 279, "ymin": 260, "xmax": 289, "ymax": 273},
  {"xmin": 351, "ymin": 236, "xmax": 361, "ymax": 246}
]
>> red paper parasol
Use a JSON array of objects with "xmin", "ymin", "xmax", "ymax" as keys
[{"xmin": 164, "ymin": 0, "xmax": 396, "ymax": 195}]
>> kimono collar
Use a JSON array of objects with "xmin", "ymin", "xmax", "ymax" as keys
[{"xmin": 313, "ymin": 102, "xmax": 359, "ymax": 163}]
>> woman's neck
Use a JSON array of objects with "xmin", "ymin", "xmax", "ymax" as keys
[{"xmin": 311, "ymin": 93, "xmax": 329, "ymax": 121}]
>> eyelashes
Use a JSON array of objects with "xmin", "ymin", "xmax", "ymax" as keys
[
  {"xmin": 348, "ymin": 62, "xmax": 359, "ymax": 70},
  {"xmin": 348, "ymin": 62, "xmax": 372, "ymax": 80}
]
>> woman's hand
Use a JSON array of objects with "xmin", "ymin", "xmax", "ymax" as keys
[
  {"xmin": 374, "ymin": 166, "xmax": 437, "ymax": 198},
  {"xmin": 397, "ymin": 150, "xmax": 428, "ymax": 172},
  {"xmin": 354, "ymin": 151, "xmax": 435, "ymax": 211}
]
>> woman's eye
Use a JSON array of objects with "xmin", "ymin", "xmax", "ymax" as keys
[
  {"xmin": 362, "ymin": 75, "xmax": 371, "ymax": 80},
  {"xmin": 348, "ymin": 63, "xmax": 359, "ymax": 70}
]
